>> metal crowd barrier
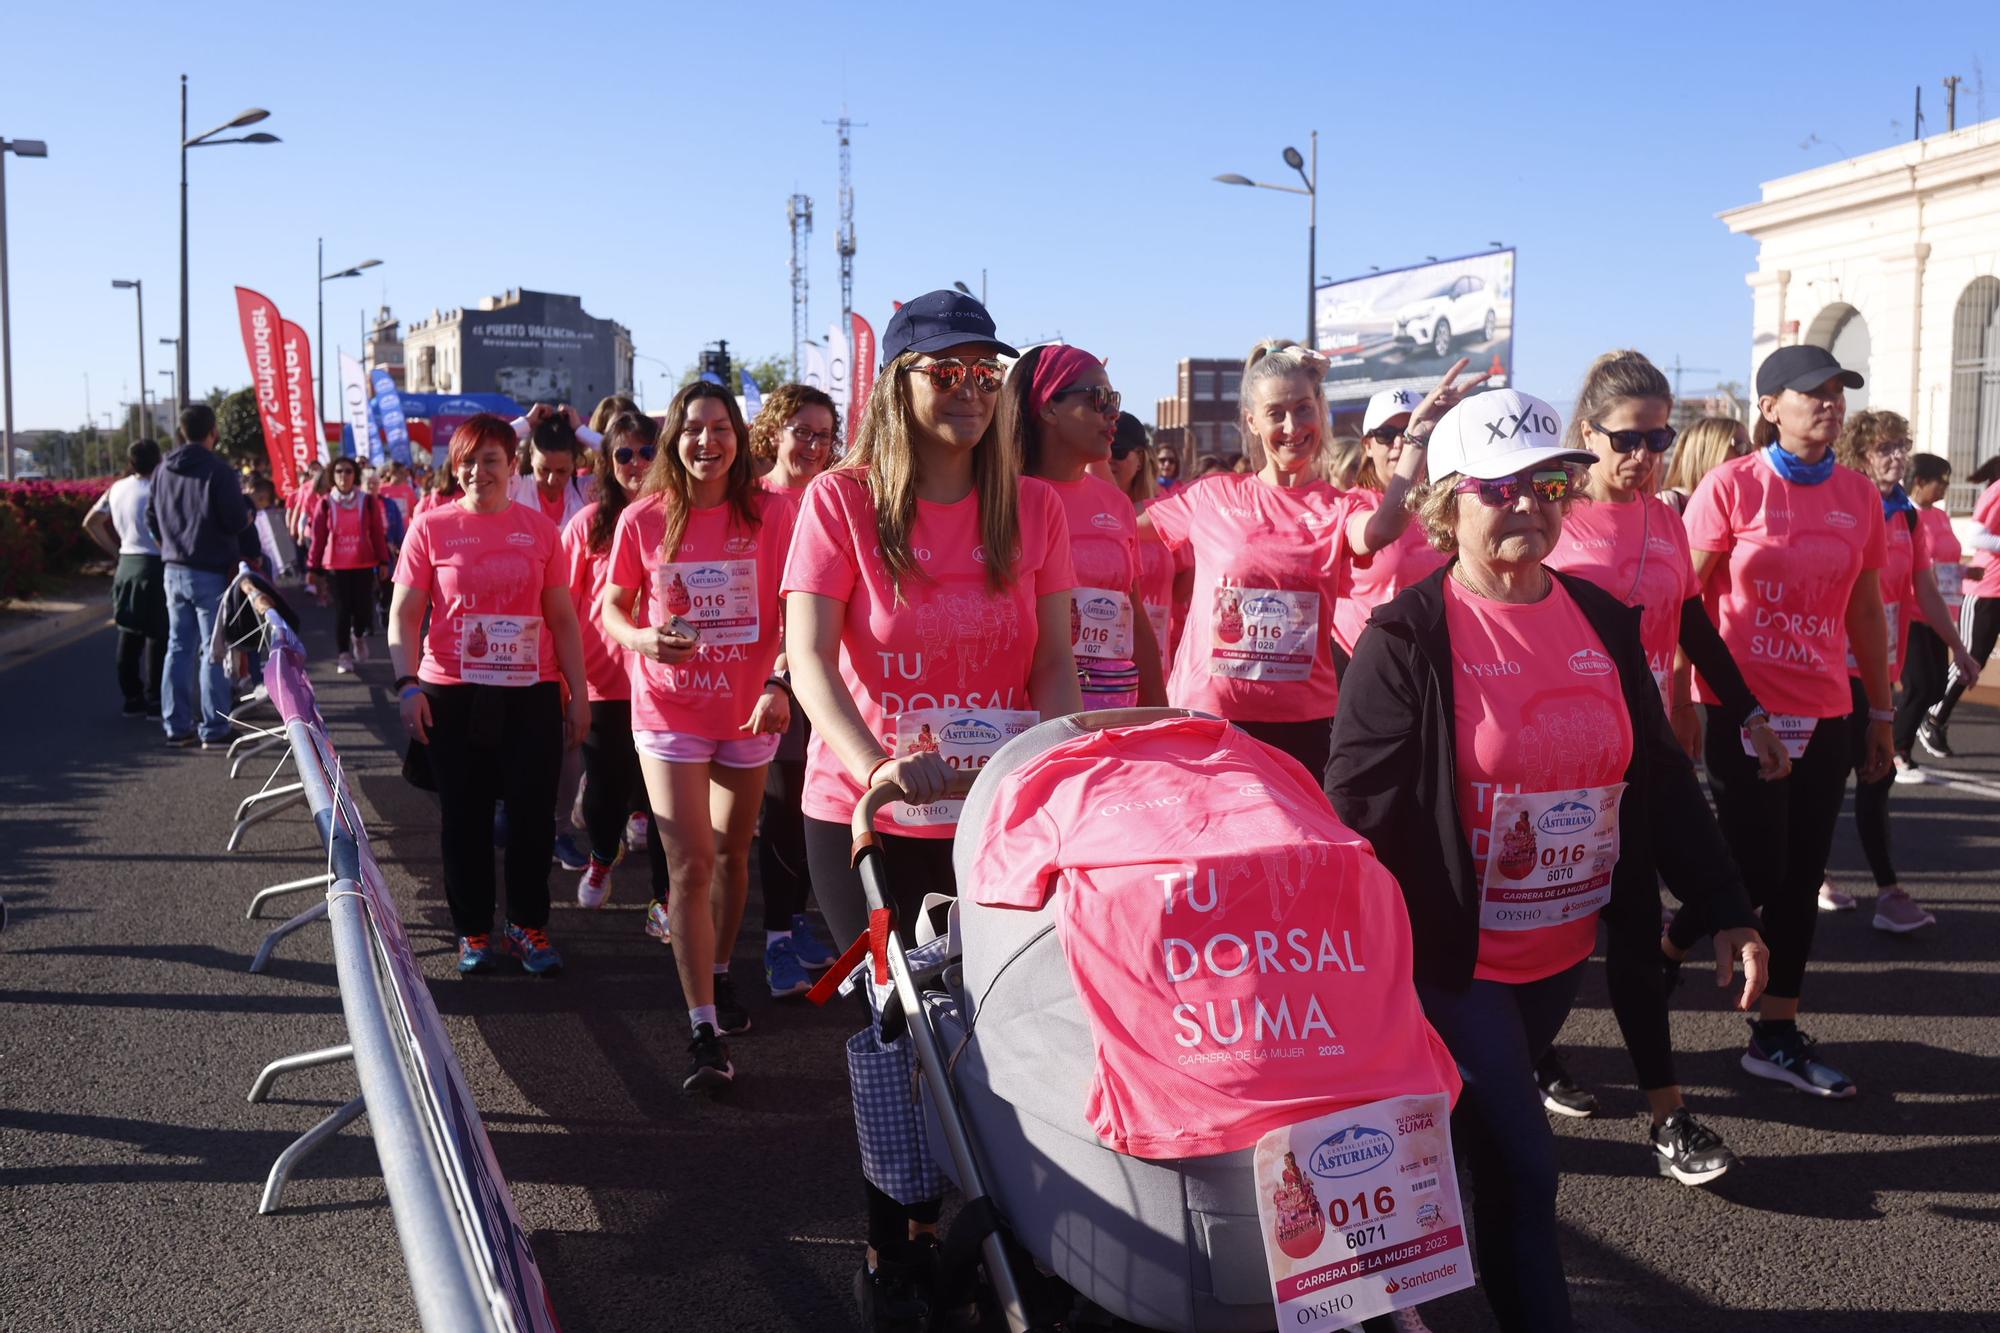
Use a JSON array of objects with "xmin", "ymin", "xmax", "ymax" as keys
[{"xmin": 240, "ymin": 602, "xmax": 558, "ymax": 1333}]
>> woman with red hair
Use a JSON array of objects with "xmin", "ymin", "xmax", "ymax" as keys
[{"xmin": 388, "ymin": 413, "xmax": 591, "ymax": 977}]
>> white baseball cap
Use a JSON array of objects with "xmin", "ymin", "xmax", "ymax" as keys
[
  {"xmin": 1362, "ymin": 387, "xmax": 1424, "ymax": 435},
  {"xmin": 1426, "ymin": 389, "xmax": 1593, "ymax": 481}
]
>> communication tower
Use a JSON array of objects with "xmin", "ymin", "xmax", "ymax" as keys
[
  {"xmin": 787, "ymin": 193, "xmax": 813, "ymax": 377},
  {"xmin": 824, "ymin": 112, "xmax": 865, "ymax": 329}
]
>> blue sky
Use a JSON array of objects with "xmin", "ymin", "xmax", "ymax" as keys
[{"xmin": 3, "ymin": 0, "xmax": 1994, "ymax": 433}]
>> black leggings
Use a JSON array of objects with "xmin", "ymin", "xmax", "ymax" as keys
[
  {"xmin": 329, "ymin": 567, "xmax": 377, "ymax": 653},
  {"xmin": 804, "ymin": 815, "xmax": 955, "ymax": 1251},
  {"xmin": 424, "ymin": 681, "xmax": 562, "ymax": 936},
  {"xmin": 117, "ymin": 628, "xmax": 166, "ymax": 711},
  {"xmin": 1895, "ymin": 621, "xmax": 1949, "ymax": 754},
  {"xmin": 1669, "ymin": 705, "xmax": 1850, "ymax": 1000},
  {"xmin": 581, "ymin": 699, "xmax": 668, "ymax": 900},
  {"xmin": 1845, "ymin": 677, "xmax": 1897, "ymax": 888},
  {"xmin": 1931, "ymin": 595, "xmax": 2000, "ymax": 726},
  {"xmin": 760, "ymin": 759, "xmax": 812, "ymax": 930},
  {"xmin": 1236, "ymin": 715, "xmax": 1334, "ymax": 786}
]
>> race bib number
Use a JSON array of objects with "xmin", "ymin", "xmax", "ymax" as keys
[
  {"xmin": 1479, "ymin": 785, "xmax": 1624, "ymax": 932},
  {"xmin": 1936, "ymin": 563, "xmax": 1964, "ymax": 613},
  {"xmin": 459, "ymin": 614, "xmax": 542, "ymax": 687},
  {"xmin": 1254, "ymin": 1092, "xmax": 1473, "ymax": 1330},
  {"xmin": 1743, "ymin": 713, "xmax": 1817, "ymax": 759},
  {"xmin": 1070, "ymin": 586, "xmax": 1135, "ymax": 661},
  {"xmin": 886, "ymin": 708, "xmax": 1038, "ymax": 827},
  {"xmin": 659, "ymin": 559, "xmax": 758, "ymax": 646},
  {"xmin": 1211, "ymin": 585, "xmax": 1319, "ymax": 682},
  {"xmin": 1846, "ymin": 602, "xmax": 1901, "ymax": 673}
]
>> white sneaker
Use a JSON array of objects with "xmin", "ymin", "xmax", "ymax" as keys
[
  {"xmin": 1892, "ymin": 757, "xmax": 1929, "ymax": 785},
  {"xmin": 335, "ymin": 652, "xmax": 354, "ymax": 674},
  {"xmin": 576, "ymin": 860, "xmax": 612, "ymax": 909},
  {"xmin": 1817, "ymin": 881, "xmax": 1856, "ymax": 912},
  {"xmin": 1872, "ymin": 889, "xmax": 1935, "ymax": 933},
  {"xmin": 353, "ymin": 637, "xmax": 370, "ymax": 664},
  {"xmin": 624, "ymin": 812, "xmax": 650, "ymax": 852}
]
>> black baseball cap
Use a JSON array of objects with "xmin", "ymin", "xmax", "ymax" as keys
[
  {"xmin": 1756, "ymin": 344, "xmax": 1864, "ymax": 398},
  {"xmin": 878, "ymin": 290, "xmax": 1017, "ymax": 368}
]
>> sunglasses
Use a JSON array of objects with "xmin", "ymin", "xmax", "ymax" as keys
[
  {"xmin": 1453, "ymin": 468, "xmax": 1578, "ymax": 508},
  {"xmin": 612, "ymin": 444, "xmax": 657, "ymax": 465},
  {"xmin": 786, "ymin": 424, "xmax": 837, "ymax": 449},
  {"xmin": 1051, "ymin": 384, "xmax": 1122, "ymax": 415},
  {"xmin": 905, "ymin": 357, "xmax": 1006, "ymax": 395},
  {"xmin": 1365, "ymin": 425, "xmax": 1404, "ymax": 444},
  {"xmin": 1590, "ymin": 421, "xmax": 1677, "ymax": 455}
]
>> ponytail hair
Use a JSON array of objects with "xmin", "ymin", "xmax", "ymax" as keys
[{"xmin": 1564, "ymin": 349, "xmax": 1671, "ymax": 452}]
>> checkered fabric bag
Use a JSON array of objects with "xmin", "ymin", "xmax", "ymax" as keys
[{"xmin": 846, "ymin": 1026, "xmax": 944, "ymax": 1205}]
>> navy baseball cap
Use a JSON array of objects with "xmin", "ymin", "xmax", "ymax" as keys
[
  {"xmin": 878, "ymin": 290, "xmax": 1017, "ymax": 368},
  {"xmin": 1756, "ymin": 344, "xmax": 1863, "ymax": 398}
]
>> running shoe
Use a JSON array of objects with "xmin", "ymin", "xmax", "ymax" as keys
[
  {"xmin": 1917, "ymin": 716, "xmax": 1953, "ymax": 759},
  {"xmin": 765, "ymin": 937, "xmax": 813, "ymax": 998},
  {"xmin": 684, "ymin": 1022, "xmax": 734, "ymax": 1091},
  {"xmin": 352, "ymin": 637, "xmax": 370, "ymax": 664},
  {"xmin": 551, "ymin": 831, "xmax": 589, "ymax": 872},
  {"xmin": 645, "ymin": 901, "xmax": 672, "ymax": 944},
  {"xmin": 1534, "ymin": 1051, "xmax": 1599, "ymax": 1118},
  {"xmin": 457, "ymin": 934, "xmax": 497, "ymax": 974},
  {"xmin": 624, "ymin": 811, "xmax": 650, "ymax": 852},
  {"xmin": 790, "ymin": 913, "xmax": 839, "ymax": 969},
  {"xmin": 335, "ymin": 652, "xmax": 354, "ymax": 674},
  {"xmin": 122, "ymin": 700, "xmax": 147, "ymax": 718},
  {"xmin": 853, "ymin": 1254, "xmax": 929, "ymax": 1333},
  {"xmin": 1892, "ymin": 753, "xmax": 1928, "ymax": 785},
  {"xmin": 1872, "ymin": 888, "xmax": 1936, "ymax": 934},
  {"xmin": 713, "ymin": 973, "xmax": 752, "ymax": 1035},
  {"xmin": 1817, "ymin": 880, "xmax": 1857, "ymax": 912},
  {"xmin": 577, "ymin": 858, "xmax": 613, "ymax": 909},
  {"xmin": 501, "ymin": 923, "xmax": 564, "ymax": 976},
  {"xmin": 163, "ymin": 732, "xmax": 198, "ymax": 748},
  {"xmin": 1650, "ymin": 1108, "xmax": 1737, "ymax": 1186},
  {"xmin": 1741, "ymin": 1022, "xmax": 1856, "ymax": 1098}
]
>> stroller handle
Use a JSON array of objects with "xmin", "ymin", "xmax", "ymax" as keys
[{"xmin": 850, "ymin": 769, "xmax": 978, "ymax": 855}]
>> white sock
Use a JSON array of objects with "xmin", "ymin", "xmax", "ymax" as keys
[
  {"xmin": 690, "ymin": 1004, "xmax": 718, "ymax": 1033},
  {"xmin": 767, "ymin": 930, "xmax": 791, "ymax": 946},
  {"xmin": 713, "ymin": 963, "xmax": 730, "ymax": 976}
]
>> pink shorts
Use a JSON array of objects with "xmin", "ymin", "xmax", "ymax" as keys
[{"xmin": 633, "ymin": 729, "xmax": 781, "ymax": 768}]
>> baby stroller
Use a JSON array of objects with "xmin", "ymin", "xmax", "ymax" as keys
[{"xmin": 848, "ymin": 709, "xmax": 1458, "ymax": 1333}]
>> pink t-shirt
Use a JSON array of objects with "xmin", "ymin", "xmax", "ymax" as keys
[
  {"xmin": 1682, "ymin": 453, "xmax": 1886, "ymax": 719},
  {"xmin": 607, "ymin": 489, "xmax": 797, "ymax": 738},
  {"xmin": 1851, "ymin": 505, "xmax": 1929, "ymax": 679},
  {"xmin": 1544, "ymin": 495, "xmax": 1698, "ymax": 700},
  {"xmin": 965, "ymin": 715, "xmax": 1460, "ymax": 1159},
  {"xmin": 1144, "ymin": 473, "xmax": 1360, "ymax": 722},
  {"xmin": 393, "ymin": 500, "xmax": 565, "ymax": 687},
  {"xmin": 1914, "ymin": 506, "xmax": 1962, "ymax": 627},
  {"xmin": 1970, "ymin": 481, "xmax": 2000, "ymax": 600},
  {"xmin": 1138, "ymin": 528, "xmax": 1175, "ymax": 658},
  {"xmin": 1443, "ymin": 577, "xmax": 1634, "ymax": 984},
  {"xmin": 561, "ymin": 503, "xmax": 630, "ymax": 703},
  {"xmin": 1046, "ymin": 475, "xmax": 1142, "ymax": 697},
  {"xmin": 1332, "ymin": 490, "xmax": 1448, "ymax": 655},
  {"xmin": 779, "ymin": 470, "xmax": 1076, "ymax": 838},
  {"xmin": 322, "ymin": 495, "xmax": 376, "ymax": 571}
]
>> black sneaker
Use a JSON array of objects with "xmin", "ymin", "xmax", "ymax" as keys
[
  {"xmin": 1917, "ymin": 716, "xmax": 1953, "ymax": 759},
  {"xmin": 854, "ymin": 1254, "xmax": 930, "ymax": 1333},
  {"xmin": 683, "ymin": 1022, "xmax": 734, "ymax": 1091},
  {"xmin": 1650, "ymin": 1109, "xmax": 1737, "ymax": 1186},
  {"xmin": 163, "ymin": 732, "xmax": 199, "ymax": 748},
  {"xmin": 1534, "ymin": 1050, "xmax": 1599, "ymax": 1118},
  {"xmin": 713, "ymin": 973, "xmax": 752, "ymax": 1036},
  {"xmin": 1741, "ymin": 1021, "xmax": 1856, "ymax": 1098}
]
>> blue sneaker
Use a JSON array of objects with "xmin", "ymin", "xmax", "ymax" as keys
[
  {"xmin": 789, "ymin": 914, "xmax": 838, "ymax": 970},
  {"xmin": 551, "ymin": 831, "xmax": 588, "ymax": 871},
  {"xmin": 1741, "ymin": 1022, "xmax": 1855, "ymax": 1098},
  {"xmin": 501, "ymin": 923, "xmax": 564, "ymax": 976},
  {"xmin": 765, "ymin": 937, "xmax": 813, "ymax": 998},
  {"xmin": 457, "ymin": 934, "xmax": 497, "ymax": 975}
]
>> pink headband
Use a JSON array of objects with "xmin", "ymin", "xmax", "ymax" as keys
[{"xmin": 1030, "ymin": 344, "xmax": 1105, "ymax": 417}]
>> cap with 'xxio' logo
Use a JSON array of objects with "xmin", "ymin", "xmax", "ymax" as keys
[{"xmin": 1427, "ymin": 388, "xmax": 1594, "ymax": 481}]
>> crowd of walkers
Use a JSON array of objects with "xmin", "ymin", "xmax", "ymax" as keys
[{"xmin": 96, "ymin": 292, "xmax": 1991, "ymax": 1333}]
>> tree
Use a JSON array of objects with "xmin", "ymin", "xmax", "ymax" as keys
[
  {"xmin": 215, "ymin": 386, "xmax": 267, "ymax": 471},
  {"xmin": 677, "ymin": 351, "xmax": 790, "ymax": 395}
]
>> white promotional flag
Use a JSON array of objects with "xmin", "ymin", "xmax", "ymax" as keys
[
  {"xmin": 339, "ymin": 352, "xmax": 378, "ymax": 464},
  {"xmin": 825, "ymin": 321, "xmax": 851, "ymax": 420},
  {"xmin": 800, "ymin": 340, "xmax": 830, "ymax": 392}
]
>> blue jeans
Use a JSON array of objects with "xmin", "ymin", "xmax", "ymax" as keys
[
  {"xmin": 162, "ymin": 564, "xmax": 233, "ymax": 742},
  {"xmin": 1417, "ymin": 962, "xmax": 1585, "ymax": 1333}
]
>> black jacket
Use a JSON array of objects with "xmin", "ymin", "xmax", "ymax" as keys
[{"xmin": 1324, "ymin": 565, "xmax": 1757, "ymax": 992}]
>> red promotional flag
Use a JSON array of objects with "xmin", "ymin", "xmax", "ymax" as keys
[
  {"xmin": 279, "ymin": 321, "xmax": 321, "ymax": 479},
  {"xmin": 233, "ymin": 287, "xmax": 296, "ymax": 495},
  {"xmin": 848, "ymin": 313, "xmax": 876, "ymax": 448}
]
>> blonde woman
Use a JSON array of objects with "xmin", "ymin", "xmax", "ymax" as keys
[{"xmin": 1659, "ymin": 415, "xmax": 1749, "ymax": 515}]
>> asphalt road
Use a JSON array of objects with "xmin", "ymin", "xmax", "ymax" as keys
[{"xmin": 3, "ymin": 606, "xmax": 1995, "ymax": 1332}]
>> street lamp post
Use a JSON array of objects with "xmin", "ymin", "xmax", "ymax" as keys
[
  {"xmin": 179, "ymin": 75, "xmax": 278, "ymax": 441},
  {"xmin": 159, "ymin": 337, "xmax": 180, "ymax": 424},
  {"xmin": 1213, "ymin": 128, "xmax": 1318, "ymax": 347},
  {"xmin": 112, "ymin": 279, "xmax": 147, "ymax": 440},
  {"xmin": 1, "ymin": 134, "xmax": 49, "ymax": 483},
  {"xmin": 318, "ymin": 239, "xmax": 382, "ymax": 424}
]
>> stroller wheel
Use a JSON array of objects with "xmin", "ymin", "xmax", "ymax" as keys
[{"xmin": 936, "ymin": 1211, "xmax": 1067, "ymax": 1332}]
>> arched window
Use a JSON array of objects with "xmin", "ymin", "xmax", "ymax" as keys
[
  {"xmin": 1948, "ymin": 277, "xmax": 2000, "ymax": 510},
  {"xmin": 1804, "ymin": 303, "xmax": 1870, "ymax": 412}
]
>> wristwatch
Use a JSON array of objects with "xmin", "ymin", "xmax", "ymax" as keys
[{"xmin": 1743, "ymin": 707, "xmax": 1773, "ymax": 731}]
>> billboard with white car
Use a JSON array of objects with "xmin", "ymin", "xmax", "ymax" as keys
[{"xmin": 1313, "ymin": 248, "xmax": 1515, "ymax": 408}]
